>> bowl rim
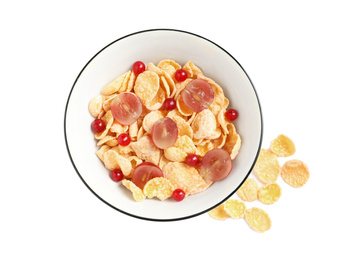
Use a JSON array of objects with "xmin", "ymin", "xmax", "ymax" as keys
[{"xmin": 64, "ymin": 28, "xmax": 263, "ymax": 222}]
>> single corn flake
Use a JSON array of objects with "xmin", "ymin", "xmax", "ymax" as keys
[
  {"xmin": 110, "ymin": 121, "xmax": 128, "ymax": 135},
  {"xmin": 162, "ymin": 162, "xmax": 206, "ymax": 195},
  {"xmin": 191, "ymin": 109, "xmax": 216, "ymax": 139},
  {"xmin": 142, "ymin": 110, "xmax": 164, "ymax": 133},
  {"xmin": 253, "ymin": 148, "xmax": 281, "ymax": 184},
  {"xmin": 101, "ymin": 72, "xmax": 128, "ymax": 95},
  {"xmin": 89, "ymin": 95, "xmax": 104, "ymax": 117},
  {"xmin": 146, "ymin": 85, "xmax": 166, "ymax": 111},
  {"xmin": 222, "ymin": 123, "xmax": 241, "ymax": 160},
  {"xmin": 236, "ymin": 178, "xmax": 259, "ymax": 202},
  {"xmin": 270, "ymin": 134, "xmax": 296, "ymax": 157},
  {"xmin": 130, "ymin": 136, "xmax": 161, "ymax": 165},
  {"xmin": 281, "ymin": 159, "xmax": 310, "ymax": 188},
  {"xmin": 176, "ymin": 94, "xmax": 194, "ymax": 116},
  {"xmin": 211, "ymin": 132, "xmax": 227, "ymax": 149},
  {"xmin": 208, "ymin": 204, "xmax": 230, "ymax": 220},
  {"xmin": 196, "ymin": 140, "xmax": 213, "ymax": 157},
  {"xmin": 95, "ymin": 145, "xmax": 110, "ymax": 162},
  {"xmin": 174, "ymin": 135, "xmax": 196, "ymax": 154},
  {"xmin": 117, "ymin": 70, "xmax": 132, "ymax": 93},
  {"xmin": 171, "ymin": 115, "xmax": 194, "ymax": 139},
  {"xmin": 164, "ymin": 147, "xmax": 187, "ymax": 162},
  {"xmin": 122, "ymin": 180, "xmax": 145, "ymax": 202},
  {"xmin": 134, "ymin": 70, "xmax": 160, "ymax": 106},
  {"xmin": 258, "ymin": 183, "xmax": 282, "ymax": 205},
  {"xmin": 244, "ymin": 207, "xmax": 271, "ymax": 233},
  {"xmin": 158, "ymin": 154, "xmax": 171, "ymax": 170},
  {"xmin": 217, "ymin": 108, "xmax": 230, "ymax": 134},
  {"xmin": 94, "ymin": 110, "xmax": 114, "ymax": 140},
  {"xmin": 223, "ymin": 199, "xmax": 246, "ymax": 219},
  {"xmin": 164, "ymin": 136, "xmax": 196, "ymax": 162},
  {"xmin": 182, "ymin": 61, "xmax": 203, "ymax": 79},
  {"xmin": 143, "ymin": 177, "xmax": 176, "ymax": 200}
]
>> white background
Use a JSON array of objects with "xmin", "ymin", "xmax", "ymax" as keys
[{"xmin": 1, "ymin": 1, "xmax": 349, "ymax": 259}]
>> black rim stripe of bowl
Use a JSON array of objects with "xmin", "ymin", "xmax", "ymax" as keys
[{"xmin": 64, "ymin": 28, "xmax": 263, "ymax": 222}]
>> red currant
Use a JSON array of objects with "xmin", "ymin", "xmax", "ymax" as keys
[
  {"xmin": 163, "ymin": 98, "xmax": 176, "ymax": 110},
  {"xmin": 110, "ymin": 169, "xmax": 123, "ymax": 182},
  {"xmin": 174, "ymin": 69, "xmax": 188, "ymax": 82},
  {"xmin": 91, "ymin": 119, "xmax": 106, "ymax": 133},
  {"xmin": 185, "ymin": 154, "xmax": 199, "ymax": 167},
  {"xmin": 172, "ymin": 189, "xmax": 185, "ymax": 202},
  {"xmin": 117, "ymin": 133, "xmax": 131, "ymax": 146},
  {"xmin": 132, "ymin": 61, "xmax": 146, "ymax": 75},
  {"xmin": 225, "ymin": 109, "xmax": 238, "ymax": 121}
]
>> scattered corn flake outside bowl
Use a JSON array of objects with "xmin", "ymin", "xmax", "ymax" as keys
[{"xmin": 64, "ymin": 29, "xmax": 263, "ymax": 221}]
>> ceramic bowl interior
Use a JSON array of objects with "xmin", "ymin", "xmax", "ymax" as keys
[{"xmin": 64, "ymin": 29, "xmax": 263, "ymax": 221}]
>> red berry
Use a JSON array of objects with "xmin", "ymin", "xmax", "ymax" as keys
[
  {"xmin": 185, "ymin": 154, "xmax": 199, "ymax": 167},
  {"xmin": 117, "ymin": 133, "xmax": 131, "ymax": 146},
  {"xmin": 163, "ymin": 98, "xmax": 176, "ymax": 110},
  {"xmin": 132, "ymin": 61, "xmax": 146, "ymax": 75},
  {"xmin": 172, "ymin": 189, "xmax": 185, "ymax": 201},
  {"xmin": 174, "ymin": 69, "xmax": 188, "ymax": 82},
  {"xmin": 110, "ymin": 169, "xmax": 123, "ymax": 182},
  {"xmin": 91, "ymin": 119, "xmax": 106, "ymax": 133},
  {"xmin": 225, "ymin": 109, "xmax": 238, "ymax": 121}
]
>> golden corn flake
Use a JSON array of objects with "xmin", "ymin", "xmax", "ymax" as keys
[
  {"xmin": 217, "ymin": 108, "xmax": 230, "ymax": 134},
  {"xmin": 270, "ymin": 134, "xmax": 296, "ymax": 157},
  {"xmin": 258, "ymin": 183, "xmax": 282, "ymax": 205},
  {"xmin": 176, "ymin": 94, "xmax": 194, "ymax": 116},
  {"xmin": 147, "ymin": 63, "xmax": 176, "ymax": 98},
  {"xmin": 164, "ymin": 135, "xmax": 196, "ymax": 162},
  {"xmin": 126, "ymin": 71, "xmax": 136, "ymax": 92},
  {"xmin": 174, "ymin": 135, "xmax": 196, "ymax": 154},
  {"xmin": 101, "ymin": 71, "xmax": 128, "ymax": 95},
  {"xmin": 146, "ymin": 85, "xmax": 166, "ymax": 111},
  {"xmin": 102, "ymin": 94, "xmax": 117, "ymax": 112},
  {"xmin": 110, "ymin": 121, "xmax": 128, "ymax": 135},
  {"xmin": 196, "ymin": 140, "xmax": 213, "ymax": 157},
  {"xmin": 281, "ymin": 159, "xmax": 309, "ymax": 188},
  {"xmin": 95, "ymin": 145, "xmax": 110, "ymax": 162},
  {"xmin": 174, "ymin": 78, "xmax": 192, "ymax": 100},
  {"xmin": 160, "ymin": 76, "xmax": 171, "ymax": 98},
  {"xmin": 244, "ymin": 207, "xmax": 271, "ymax": 233},
  {"xmin": 208, "ymin": 204, "xmax": 230, "ymax": 220},
  {"xmin": 129, "ymin": 121, "xmax": 138, "ymax": 138},
  {"xmin": 223, "ymin": 123, "xmax": 241, "ymax": 160},
  {"xmin": 236, "ymin": 178, "xmax": 259, "ymax": 202},
  {"xmin": 88, "ymin": 95, "xmax": 104, "ymax": 117},
  {"xmin": 96, "ymin": 135, "xmax": 115, "ymax": 147},
  {"xmin": 122, "ymin": 180, "xmax": 145, "ymax": 202},
  {"xmin": 191, "ymin": 109, "xmax": 216, "ymax": 139},
  {"xmin": 158, "ymin": 154, "xmax": 171, "ymax": 170},
  {"xmin": 211, "ymin": 132, "xmax": 227, "ymax": 149},
  {"xmin": 223, "ymin": 199, "xmax": 246, "ymax": 219},
  {"xmin": 94, "ymin": 110, "xmax": 114, "ymax": 140},
  {"xmin": 142, "ymin": 110, "xmax": 164, "ymax": 133},
  {"xmin": 134, "ymin": 70, "xmax": 159, "ymax": 106},
  {"xmin": 130, "ymin": 136, "xmax": 161, "ymax": 165},
  {"xmin": 182, "ymin": 61, "xmax": 203, "ymax": 79},
  {"xmin": 171, "ymin": 115, "xmax": 193, "ymax": 139},
  {"xmin": 143, "ymin": 177, "xmax": 176, "ymax": 200},
  {"xmin": 164, "ymin": 147, "xmax": 187, "ymax": 162},
  {"xmin": 162, "ymin": 162, "xmax": 206, "ymax": 195},
  {"xmin": 157, "ymin": 59, "xmax": 181, "ymax": 73},
  {"xmin": 117, "ymin": 70, "xmax": 132, "ymax": 93},
  {"xmin": 253, "ymin": 148, "xmax": 281, "ymax": 184}
]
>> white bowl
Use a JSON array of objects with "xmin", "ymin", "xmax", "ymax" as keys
[{"xmin": 64, "ymin": 29, "xmax": 263, "ymax": 221}]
